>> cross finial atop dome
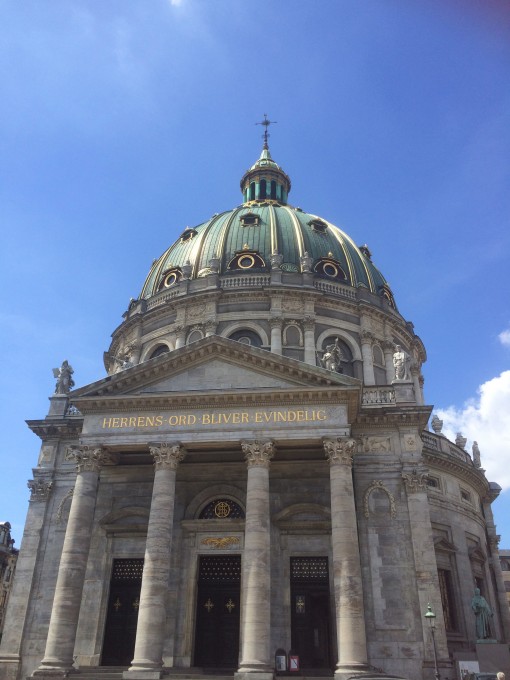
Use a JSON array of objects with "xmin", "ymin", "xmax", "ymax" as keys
[{"xmin": 256, "ymin": 114, "xmax": 277, "ymax": 150}]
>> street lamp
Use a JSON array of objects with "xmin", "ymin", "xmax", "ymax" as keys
[{"xmin": 424, "ymin": 603, "xmax": 440, "ymax": 680}]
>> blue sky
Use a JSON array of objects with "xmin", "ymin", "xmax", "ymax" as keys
[{"xmin": 1, "ymin": 1, "xmax": 509, "ymax": 548}]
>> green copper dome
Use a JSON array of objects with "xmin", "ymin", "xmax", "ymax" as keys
[{"xmin": 140, "ymin": 145, "xmax": 395, "ymax": 308}]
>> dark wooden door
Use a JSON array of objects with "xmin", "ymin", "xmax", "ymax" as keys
[
  {"xmin": 102, "ymin": 559, "xmax": 143, "ymax": 666},
  {"xmin": 290, "ymin": 557, "xmax": 332, "ymax": 670},
  {"xmin": 194, "ymin": 555, "xmax": 241, "ymax": 668}
]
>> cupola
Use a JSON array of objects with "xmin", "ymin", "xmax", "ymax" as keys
[{"xmin": 240, "ymin": 116, "xmax": 291, "ymax": 204}]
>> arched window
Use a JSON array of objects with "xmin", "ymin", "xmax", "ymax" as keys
[
  {"xmin": 270, "ymin": 180, "xmax": 277, "ymax": 200},
  {"xmin": 149, "ymin": 344, "xmax": 170, "ymax": 360},
  {"xmin": 259, "ymin": 179, "xmax": 267, "ymax": 199},
  {"xmin": 321, "ymin": 336, "xmax": 354, "ymax": 376},
  {"xmin": 249, "ymin": 182, "xmax": 255, "ymax": 201},
  {"xmin": 199, "ymin": 499, "xmax": 245, "ymax": 519},
  {"xmin": 187, "ymin": 329, "xmax": 203, "ymax": 344},
  {"xmin": 229, "ymin": 329, "xmax": 263, "ymax": 348}
]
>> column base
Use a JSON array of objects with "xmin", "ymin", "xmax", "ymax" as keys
[
  {"xmin": 235, "ymin": 670, "xmax": 274, "ymax": 680},
  {"xmin": 335, "ymin": 666, "xmax": 406, "ymax": 680},
  {"xmin": 31, "ymin": 671, "xmax": 75, "ymax": 679}
]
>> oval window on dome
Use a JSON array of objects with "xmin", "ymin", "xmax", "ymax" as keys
[
  {"xmin": 314, "ymin": 258, "xmax": 346, "ymax": 282},
  {"xmin": 227, "ymin": 250, "xmax": 266, "ymax": 272},
  {"xmin": 158, "ymin": 268, "xmax": 182, "ymax": 290},
  {"xmin": 239, "ymin": 254, "xmax": 256, "ymax": 269}
]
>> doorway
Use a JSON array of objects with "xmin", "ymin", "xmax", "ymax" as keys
[
  {"xmin": 101, "ymin": 558, "xmax": 143, "ymax": 666},
  {"xmin": 290, "ymin": 556, "xmax": 332, "ymax": 670},
  {"xmin": 194, "ymin": 554, "xmax": 241, "ymax": 668}
]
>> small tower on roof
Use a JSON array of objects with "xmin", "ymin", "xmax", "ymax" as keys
[{"xmin": 240, "ymin": 114, "xmax": 291, "ymax": 204}]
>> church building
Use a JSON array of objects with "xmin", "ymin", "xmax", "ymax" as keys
[{"xmin": 1, "ymin": 126, "xmax": 509, "ymax": 680}]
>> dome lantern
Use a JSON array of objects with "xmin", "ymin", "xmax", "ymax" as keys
[{"xmin": 240, "ymin": 115, "xmax": 291, "ymax": 204}]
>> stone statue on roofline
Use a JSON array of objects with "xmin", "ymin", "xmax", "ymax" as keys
[
  {"xmin": 392, "ymin": 344, "xmax": 410, "ymax": 381},
  {"xmin": 472, "ymin": 441, "xmax": 481, "ymax": 467},
  {"xmin": 52, "ymin": 360, "xmax": 75, "ymax": 394}
]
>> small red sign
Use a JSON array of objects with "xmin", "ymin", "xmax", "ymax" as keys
[{"xmin": 289, "ymin": 655, "xmax": 299, "ymax": 672}]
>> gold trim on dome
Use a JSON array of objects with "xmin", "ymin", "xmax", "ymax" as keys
[{"xmin": 238, "ymin": 254, "xmax": 255, "ymax": 269}]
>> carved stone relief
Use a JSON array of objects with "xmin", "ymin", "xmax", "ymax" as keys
[{"xmin": 363, "ymin": 480, "xmax": 397, "ymax": 519}]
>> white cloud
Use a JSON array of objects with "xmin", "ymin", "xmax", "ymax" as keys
[
  {"xmin": 498, "ymin": 329, "xmax": 510, "ymax": 347},
  {"xmin": 435, "ymin": 370, "xmax": 510, "ymax": 490}
]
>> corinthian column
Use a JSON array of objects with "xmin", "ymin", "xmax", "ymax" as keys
[
  {"xmin": 126, "ymin": 443, "xmax": 186, "ymax": 679},
  {"xmin": 303, "ymin": 316, "xmax": 316, "ymax": 366},
  {"xmin": 35, "ymin": 446, "xmax": 112, "ymax": 675},
  {"xmin": 360, "ymin": 330, "xmax": 375, "ymax": 386},
  {"xmin": 270, "ymin": 317, "xmax": 283, "ymax": 355},
  {"xmin": 323, "ymin": 437, "xmax": 368, "ymax": 677},
  {"xmin": 236, "ymin": 440, "xmax": 275, "ymax": 680}
]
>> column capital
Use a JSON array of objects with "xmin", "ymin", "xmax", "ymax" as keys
[
  {"xmin": 382, "ymin": 339, "xmax": 394, "ymax": 353},
  {"xmin": 303, "ymin": 314, "xmax": 315, "ymax": 331},
  {"xmin": 269, "ymin": 316, "xmax": 283, "ymax": 329},
  {"xmin": 360, "ymin": 329, "xmax": 375, "ymax": 344},
  {"xmin": 402, "ymin": 467, "xmax": 427, "ymax": 493},
  {"xmin": 27, "ymin": 477, "xmax": 53, "ymax": 502},
  {"xmin": 323, "ymin": 437, "xmax": 357, "ymax": 466},
  {"xmin": 241, "ymin": 439, "xmax": 276, "ymax": 468},
  {"xmin": 149, "ymin": 442, "xmax": 186, "ymax": 470},
  {"xmin": 65, "ymin": 445, "xmax": 114, "ymax": 473}
]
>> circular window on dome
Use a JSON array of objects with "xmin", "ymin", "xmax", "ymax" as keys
[
  {"xmin": 158, "ymin": 267, "xmax": 182, "ymax": 290},
  {"xmin": 238, "ymin": 254, "xmax": 255, "ymax": 269},
  {"xmin": 227, "ymin": 249, "xmax": 266, "ymax": 272},
  {"xmin": 314, "ymin": 257, "xmax": 347, "ymax": 282}
]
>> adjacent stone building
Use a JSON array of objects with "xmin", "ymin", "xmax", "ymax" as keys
[
  {"xmin": 1, "ymin": 136, "xmax": 509, "ymax": 680},
  {"xmin": 499, "ymin": 550, "xmax": 510, "ymax": 611},
  {"xmin": 0, "ymin": 522, "xmax": 18, "ymax": 643}
]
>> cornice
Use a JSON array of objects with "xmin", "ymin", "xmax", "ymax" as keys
[
  {"xmin": 26, "ymin": 418, "xmax": 84, "ymax": 441},
  {"xmin": 423, "ymin": 450, "xmax": 489, "ymax": 497},
  {"xmin": 355, "ymin": 405, "xmax": 432, "ymax": 430},
  {"xmin": 71, "ymin": 386, "xmax": 358, "ymax": 417}
]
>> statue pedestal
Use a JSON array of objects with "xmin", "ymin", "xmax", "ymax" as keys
[
  {"xmin": 391, "ymin": 380, "xmax": 416, "ymax": 404},
  {"xmin": 476, "ymin": 641, "xmax": 510, "ymax": 675},
  {"xmin": 47, "ymin": 394, "xmax": 68, "ymax": 417}
]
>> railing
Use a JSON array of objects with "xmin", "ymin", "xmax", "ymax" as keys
[
  {"xmin": 421, "ymin": 431, "xmax": 439, "ymax": 450},
  {"xmin": 421, "ymin": 430, "xmax": 474, "ymax": 465},
  {"xmin": 146, "ymin": 288, "xmax": 183, "ymax": 309},
  {"xmin": 314, "ymin": 280, "xmax": 357, "ymax": 300},
  {"xmin": 222, "ymin": 274, "xmax": 271, "ymax": 288},
  {"xmin": 362, "ymin": 387, "xmax": 396, "ymax": 406}
]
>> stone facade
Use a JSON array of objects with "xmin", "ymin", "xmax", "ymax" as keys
[
  {"xmin": 499, "ymin": 550, "xmax": 510, "ymax": 611},
  {"xmin": 0, "ymin": 522, "xmax": 18, "ymax": 642},
  {"xmin": 0, "ymin": 143, "xmax": 509, "ymax": 680}
]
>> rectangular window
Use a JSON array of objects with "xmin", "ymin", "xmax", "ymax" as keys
[{"xmin": 438, "ymin": 569, "xmax": 458, "ymax": 631}]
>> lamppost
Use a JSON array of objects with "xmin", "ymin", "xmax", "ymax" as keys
[{"xmin": 424, "ymin": 603, "xmax": 440, "ymax": 680}]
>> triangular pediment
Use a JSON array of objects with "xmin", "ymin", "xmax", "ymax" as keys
[
  {"xmin": 70, "ymin": 336, "xmax": 361, "ymax": 412},
  {"xmin": 433, "ymin": 537, "xmax": 457, "ymax": 553}
]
